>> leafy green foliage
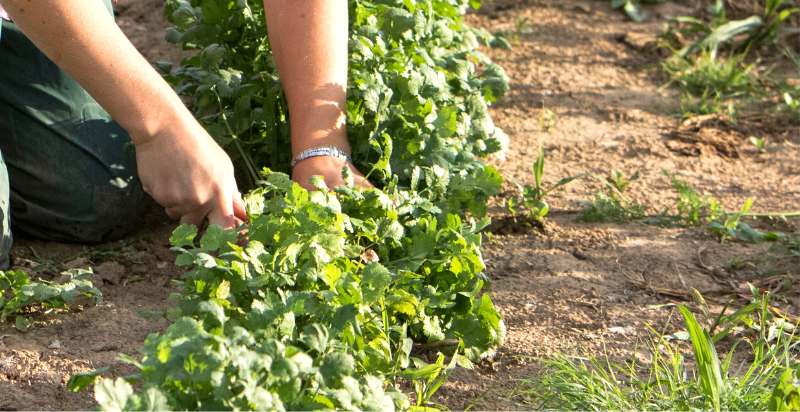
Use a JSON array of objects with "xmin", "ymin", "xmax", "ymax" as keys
[
  {"xmin": 94, "ymin": 171, "xmax": 504, "ymax": 410},
  {"xmin": 770, "ymin": 367, "xmax": 800, "ymax": 411},
  {"xmin": 89, "ymin": 1, "xmax": 510, "ymax": 407},
  {"xmin": 0, "ymin": 269, "xmax": 102, "ymax": 331},
  {"xmin": 162, "ymin": 0, "xmax": 508, "ymax": 216},
  {"xmin": 514, "ymin": 292, "xmax": 800, "ymax": 411},
  {"xmin": 67, "ymin": 367, "xmax": 110, "ymax": 393}
]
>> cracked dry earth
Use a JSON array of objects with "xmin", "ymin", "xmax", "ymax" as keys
[{"xmin": 2, "ymin": 0, "xmax": 800, "ymax": 410}]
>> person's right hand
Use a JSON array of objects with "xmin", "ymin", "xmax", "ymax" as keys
[{"xmin": 134, "ymin": 118, "xmax": 246, "ymax": 229}]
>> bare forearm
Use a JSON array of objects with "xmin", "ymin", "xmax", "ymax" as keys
[
  {"xmin": 1, "ymin": 0, "xmax": 189, "ymax": 144},
  {"xmin": 262, "ymin": 0, "xmax": 350, "ymax": 156}
]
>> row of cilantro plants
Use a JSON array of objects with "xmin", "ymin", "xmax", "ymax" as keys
[{"xmin": 90, "ymin": 0, "xmax": 510, "ymax": 410}]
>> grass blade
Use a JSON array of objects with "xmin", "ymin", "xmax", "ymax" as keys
[{"xmin": 679, "ymin": 305, "xmax": 725, "ymax": 411}]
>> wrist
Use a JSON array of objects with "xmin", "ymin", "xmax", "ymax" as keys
[
  {"xmin": 291, "ymin": 131, "xmax": 351, "ymax": 157},
  {"xmin": 127, "ymin": 101, "xmax": 196, "ymax": 146},
  {"xmin": 289, "ymin": 102, "xmax": 350, "ymax": 156}
]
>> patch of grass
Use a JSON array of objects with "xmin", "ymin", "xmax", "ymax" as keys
[
  {"xmin": 669, "ymin": 174, "xmax": 724, "ymax": 226},
  {"xmin": 511, "ymin": 291, "xmax": 800, "ymax": 411},
  {"xmin": 780, "ymin": 48, "xmax": 800, "ymax": 118},
  {"xmin": 658, "ymin": 0, "xmax": 800, "ymax": 119},
  {"xmin": 663, "ymin": 52, "xmax": 757, "ymax": 117}
]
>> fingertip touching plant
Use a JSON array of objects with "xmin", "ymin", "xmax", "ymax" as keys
[{"xmin": 91, "ymin": 171, "xmax": 505, "ymax": 410}]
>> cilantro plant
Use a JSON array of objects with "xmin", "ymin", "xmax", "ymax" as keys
[
  {"xmin": 94, "ymin": 171, "xmax": 504, "ymax": 410},
  {"xmin": 91, "ymin": 1, "xmax": 510, "ymax": 408},
  {"xmin": 161, "ymin": 0, "xmax": 509, "ymax": 216},
  {"xmin": 0, "ymin": 269, "xmax": 102, "ymax": 331}
]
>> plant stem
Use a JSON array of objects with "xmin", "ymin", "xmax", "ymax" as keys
[
  {"xmin": 739, "ymin": 211, "xmax": 800, "ymax": 219},
  {"xmin": 214, "ymin": 91, "xmax": 261, "ymax": 187}
]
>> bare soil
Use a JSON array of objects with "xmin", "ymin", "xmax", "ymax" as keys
[{"xmin": 2, "ymin": 0, "xmax": 799, "ymax": 410}]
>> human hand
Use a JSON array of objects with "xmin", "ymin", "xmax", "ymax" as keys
[
  {"xmin": 134, "ymin": 119, "xmax": 247, "ymax": 229},
  {"xmin": 292, "ymin": 155, "xmax": 372, "ymax": 190}
]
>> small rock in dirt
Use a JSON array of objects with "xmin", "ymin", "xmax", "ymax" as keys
[
  {"xmin": 92, "ymin": 344, "xmax": 119, "ymax": 352},
  {"xmin": 572, "ymin": 250, "xmax": 590, "ymax": 261},
  {"xmin": 130, "ymin": 264, "xmax": 149, "ymax": 275},
  {"xmin": 64, "ymin": 256, "xmax": 91, "ymax": 269},
  {"xmin": 607, "ymin": 326, "xmax": 634, "ymax": 335},
  {"xmin": 615, "ymin": 32, "xmax": 665, "ymax": 56},
  {"xmin": 156, "ymin": 261, "xmax": 168, "ymax": 269},
  {"xmin": 94, "ymin": 261, "xmax": 126, "ymax": 285},
  {"xmin": 48, "ymin": 340, "xmax": 62, "ymax": 349},
  {"xmin": 12, "ymin": 257, "xmax": 40, "ymax": 270},
  {"xmin": 572, "ymin": 4, "xmax": 591, "ymax": 13}
]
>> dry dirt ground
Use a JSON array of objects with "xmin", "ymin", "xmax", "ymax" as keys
[{"xmin": 2, "ymin": 0, "xmax": 799, "ymax": 410}]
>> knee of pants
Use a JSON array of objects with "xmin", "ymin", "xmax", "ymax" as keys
[
  {"xmin": 11, "ymin": 175, "xmax": 151, "ymax": 244},
  {"xmin": 79, "ymin": 178, "xmax": 151, "ymax": 243}
]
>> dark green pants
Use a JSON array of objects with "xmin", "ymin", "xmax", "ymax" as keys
[{"xmin": 0, "ymin": 18, "xmax": 149, "ymax": 267}]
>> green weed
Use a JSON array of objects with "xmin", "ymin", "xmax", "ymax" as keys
[
  {"xmin": 749, "ymin": 136, "xmax": 768, "ymax": 152},
  {"xmin": 780, "ymin": 48, "xmax": 800, "ymax": 118},
  {"xmin": 668, "ymin": 175, "xmax": 724, "ymax": 226},
  {"xmin": 667, "ymin": 0, "xmax": 798, "ymax": 58},
  {"xmin": 538, "ymin": 107, "xmax": 558, "ymax": 134},
  {"xmin": 580, "ymin": 170, "xmax": 646, "ymax": 223},
  {"xmin": 507, "ymin": 148, "xmax": 579, "ymax": 224},
  {"xmin": 510, "ymin": 16, "xmax": 534, "ymax": 44}
]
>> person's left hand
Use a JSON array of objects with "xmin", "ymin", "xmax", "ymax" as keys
[{"xmin": 292, "ymin": 155, "xmax": 372, "ymax": 190}]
